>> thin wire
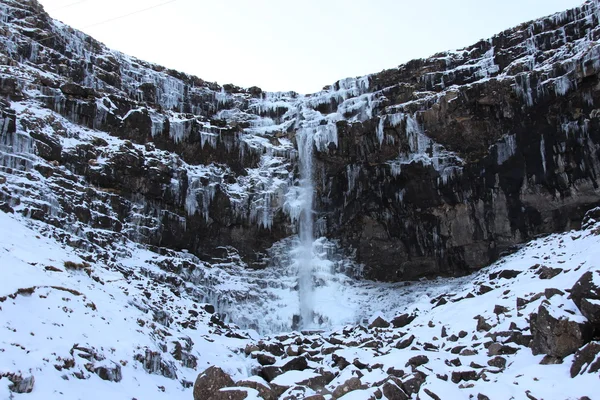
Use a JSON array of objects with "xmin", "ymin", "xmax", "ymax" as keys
[
  {"xmin": 47, "ymin": 0, "xmax": 91, "ymax": 12},
  {"xmin": 82, "ymin": 0, "xmax": 178, "ymax": 29},
  {"xmin": 34, "ymin": 0, "xmax": 178, "ymax": 44}
]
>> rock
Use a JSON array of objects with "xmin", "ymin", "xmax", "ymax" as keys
[
  {"xmin": 387, "ymin": 367, "xmax": 405, "ymax": 377},
  {"xmin": 570, "ymin": 341, "xmax": 600, "ymax": 377},
  {"xmin": 570, "ymin": 271, "xmax": 600, "ymax": 308},
  {"xmin": 91, "ymin": 361, "xmax": 122, "ymax": 382},
  {"xmin": 475, "ymin": 315, "xmax": 493, "ymax": 332},
  {"xmin": 544, "ymin": 288, "xmax": 565, "ymax": 299},
  {"xmin": 487, "ymin": 356, "xmax": 506, "ymax": 369},
  {"xmin": 237, "ymin": 380, "xmax": 275, "ymax": 400},
  {"xmin": 451, "ymin": 370, "xmax": 479, "ymax": 383},
  {"xmin": 530, "ymin": 301, "xmax": 592, "ymax": 358},
  {"xmin": 493, "ymin": 305, "xmax": 509, "ymax": 315},
  {"xmin": 332, "ymin": 377, "xmax": 363, "ymax": 398},
  {"xmin": 487, "ymin": 343, "xmax": 519, "ymax": 356},
  {"xmin": 332, "ymin": 354, "xmax": 350, "ymax": 369},
  {"xmin": 259, "ymin": 366, "xmax": 283, "ymax": 382},
  {"xmin": 540, "ymin": 355, "xmax": 563, "ymax": 365},
  {"xmin": 490, "ymin": 270, "xmax": 521, "ymax": 280},
  {"xmin": 281, "ymin": 356, "xmax": 308, "ymax": 372},
  {"xmin": 477, "ymin": 285, "xmax": 494, "ymax": 295},
  {"xmin": 423, "ymin": 388, "xmax": 442, "ymax": 400},
  {"xmin": 406, "ymin": 355, "xmax": 429, "ymax": 369},
  {"xmin": 391, "ymin": 313, "xmax": 416, "ymax": 328},
  {"xmin": 134, "ymin": 350, "xmax": 177, "ymax": 379},
  {"xmin": 401, "ymin": 371, "xmax": 426, "ymax": 396},
  {"xmin": 477, "ymin": 394, "xmax": 491, "ymax": 400},
  {"xmin": 369, "ymin": 316, "xmax": 391, "ymax": 329},
  {"xmin": 382, "ymin": 379, "xmax": 409, "ymax": 400},
  {"xmin": 208, "ymin": 388, "xmax": 249, "ymax": 400},
  {"xmin": 194, "ymin": 367, "xmax": 235, "ymax": 400},
  {"xmin": 256, "ymin": 353, "xmax": 276, "ymax": 366},
  {"xmin": 458, "ymin": 331, "xmax": 468, "ymax": 338},
  {"xmin": 298, "ymin": 372, "xmax": 335, "ymax": 391},
  {"xmin": 395, "ymin": 335, "xmax": 415, "ymax": 349},
  {"xmin": 6, "ymin": 374, "xmax": 35, "ymax": 393},
  {"xmin": 536, "ymin": 266, "xmax": 563, "ymax": 279}
]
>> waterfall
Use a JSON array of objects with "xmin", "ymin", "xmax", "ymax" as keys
[{"xmin": 295, "ymin": 127, "xmax": 315, "ymax": 328}]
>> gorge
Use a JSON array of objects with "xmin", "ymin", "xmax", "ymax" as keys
[{"xmin": 1, "ymin": 0, "xmax": 600, "ymax": 398}]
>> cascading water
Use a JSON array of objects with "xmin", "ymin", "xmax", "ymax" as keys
[{"xmin": 295, "ymin": 127, "xmax": 315, "ymax": 328}]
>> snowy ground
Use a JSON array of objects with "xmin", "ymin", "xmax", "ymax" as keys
[{"xmin": 1, "ymin": 204, "xmax": 599, "ymax": 399}]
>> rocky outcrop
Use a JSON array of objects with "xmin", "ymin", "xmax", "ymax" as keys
[{"xmin": 2, "ymin": 0, "xmax": 600, "ymax": 283}]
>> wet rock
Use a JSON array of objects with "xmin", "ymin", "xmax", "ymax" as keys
[
  {"xmin": 570, "ymin": 341, "xmax": 600, "ymax": 377},
  {"xmin": 193, "ymin": 367, "xmax": 235, "ymax": 400},
  {"xmin": 530, "ymin": 301, "xmax": 592, "ymax": 358}
]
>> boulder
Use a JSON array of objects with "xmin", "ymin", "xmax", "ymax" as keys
[
  {"xmin": 570, "ymin": 341, "xmax": 600, "ymax": 377},
  {"xmin": 530, "ymin": 301, "xmax": 592, "ymax": 358},
  {"xmin": 236, "ymin": 380, "xmax": 275, "ymax": 400},
  {"xmin": 369, "ymin": 316, "xmax": 391, "ymax": 329},
  {"xmin": 332, "ymin": 377, "xmax": 363, "ymax": 398},
  {"xmin": 382, "ymin": 379, "xmax": 409, "ymax": 400},
  {"xmin": 194, "ymin": 366, "xmax": 235, "ymax": 400},
  {"xmin": 391, "ymin": 313, "xmax": 416, "ymax": 328}
]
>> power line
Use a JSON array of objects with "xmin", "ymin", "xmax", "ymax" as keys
[
  {"xmin": 47, "ymin": 0, "xmax": 92, "ymax": 12},
  {"xmin": 33, "ymin": 0, "xmax": 179, "ymax": 44},
  {"xmin": 81, "ymin": 0, "xmax": 178, "ymax": 30}
]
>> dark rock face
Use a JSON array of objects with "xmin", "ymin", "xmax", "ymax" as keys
[
  {"xmin": 570, "ymin": 341, "xmax": 600, "ymax": 377},
  {"xmin": 530, "ymin": 301, "xmax": 592, "ymax": 358},
  {"xmin": 1, "ymin": 0, "xmax": 600, "ymax": 282},
  {"xmin": 193, "ymin": 366, "xmax": 235, "ymax": 400}
]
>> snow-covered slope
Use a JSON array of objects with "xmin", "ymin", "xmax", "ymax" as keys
[{"xmin": 2, "ymin": 192, "xmax": 600, "ymax": 399}]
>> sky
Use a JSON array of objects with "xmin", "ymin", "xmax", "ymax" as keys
[{"xmin": 36, "ymin": 0, "xmax": 585, "ymax": 94}]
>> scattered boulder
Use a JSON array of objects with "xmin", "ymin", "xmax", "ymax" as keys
[
  {"xmin": 237, "ymin": 379, "xmax": 275, "ymax": 400},
  {"xmin": 570, "ymin": 341, "xmax": 600, "ymax": 377},
  {"xmin": 282, "ymin": 356, "xmax": 308, "ymax": 372},
  {"xmin": 259, "ymin": 366, "xmax": 283, "ymax": 382},
  {"xmin": 4, "ymin": 374, "xmax": 35, "ymax": 393},
  {"xmin": 475, "ymin": 315, "xmax": 493, "ymax": 332},
  {"xmin": 406, "ymin": 355, "xmax": 429, "ymax": 369},
  {"xmin": 536, "ymin": 266, "xmax": 563, "ymax": 280},
  {"xmin": 487, "ymin": 356, "xmax": 506, "ymax": 369},
  {"xmin": 369, "ymin": 316, "xmax": 391, "ymax": 329},
  {"xmin": 490, "ymin": 270, "xmax": 521, "ymax": 280},
  {"xmin": 194, "ymin": 366, "xmax": 235, "ymax": 400},
  {"xmin": 382, "ymin": 379, "xmax": 409, "ymax": 400},
  {"xmin": 391, "ymin": 313, "xmax": 416, "ymax": 328},
  {"xmin": 89, "ymin": 361, "xmax": 122, "ymax": 382},
  {"xmin": 208, "ymin": 388, "xmax": 249, "ymax": 400},
  {"xmin": 401, "ymin": 371, "xmax": 426, "ymax": 396},
  {"xmin": 395, "ymin": 335, "xmax": 415, "ymax": 349},
  {"xmin": 530, "ymin": 301, "xmax": 592, "ymax": 358},
  {"xmin": 256, "ymin": 353, "xmax": 276, "ymax": 366},
  {"xmin": 331, "ymin": 377, "xmax": 363, "ymax": 398}
]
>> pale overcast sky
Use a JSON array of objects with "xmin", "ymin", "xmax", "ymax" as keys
[{"xmin": 37, "ymin": 0, "xmax": 584, "ymax": 94}]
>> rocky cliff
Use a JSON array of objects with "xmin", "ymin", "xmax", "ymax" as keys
[{"xmin": 1, "ymin": 0, "xmax": 600, "ymax": 283}]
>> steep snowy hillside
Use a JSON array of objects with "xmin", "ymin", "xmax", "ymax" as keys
[{"xmin": 2, "ymin": 188, "xmax": 600, "ymax": 399}]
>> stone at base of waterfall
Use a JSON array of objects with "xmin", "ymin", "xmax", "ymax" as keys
[
  {"xmin": 369, "ymin": 316, "xmax": 391, "ymax": 329},
  {"xmin": 530, "ymin": 298, "xmax": 592, "ymax": 358},
  {"xmin": 570, "ymin": 341, "xmax": 600, "ymax": 377},
  {"xmin": 193, "ymin": 366, "xmax": 235, "ymax": 400}
]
